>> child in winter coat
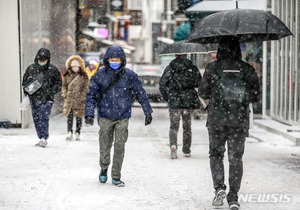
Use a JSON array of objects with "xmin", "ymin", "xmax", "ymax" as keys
[
  {"xmin": 84, "ymin": 58, "xmax": 99, "ymax": 79},
  {"xmin": 62, "ymin": 55, "xmax": 90, "ymax": 140}
]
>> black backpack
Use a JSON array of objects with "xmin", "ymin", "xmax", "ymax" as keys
[{"xmin": 213, "ymin": 67, "xmax": 249, "ymax": 127}]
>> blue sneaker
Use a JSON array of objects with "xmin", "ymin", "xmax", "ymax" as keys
[
  {"xmin": 99, "ymin": 169, "xmax": 108, "ymax": 183},
  {"xmin": 112, "ymin": 179, "xmax": 125, "ymax": 187}
]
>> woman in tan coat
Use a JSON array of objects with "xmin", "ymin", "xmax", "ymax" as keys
[{"xmin": 62, "ymin": 55, "xmax": 90, "ymax": 140}]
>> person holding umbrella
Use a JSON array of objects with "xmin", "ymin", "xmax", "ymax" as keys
[
  {"xmin": 199, "ymin": 36, "xmax": 260, "ymax": 210},
  {"xmin": 159, "ymin": 54, "xmax": 202, "ymax": 159},
  {"xmin": 187, "ymin": 4, "xmax": 292, "ymax": 209}
]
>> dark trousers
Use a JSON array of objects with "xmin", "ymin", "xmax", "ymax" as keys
[
  {"xmin": 67, "ymin": 109, "xmax": 82, "ymax": 134},
  {"xmin": 169, "ymin": 109, "xmax": 193, "ymax": 154},
  {"xmin": 208, "ymin": 126, "xmax": 246, "ymax": 203},
  {"xmin": 31, "ymin": 102, "xmax": 53, "ymax": 139}
]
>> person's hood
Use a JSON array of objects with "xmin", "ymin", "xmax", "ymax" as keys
[
  {"xmin": 34, "ymin": 48, "xmax": 51, "ymax": 65},
  {"xmin": 103, "ymin": 46, "xmax": 127, "ymax": 71},
  {"xmin": 169, "ymin": 56, "xmax": 193, "ymax": 72},
  {"xmin": 216, "ymin": 36, "xmax": 242, "ymax": 60},
  {"xmin": 65, "ymin": 55, "xmax": 85, "ymax": 70}
]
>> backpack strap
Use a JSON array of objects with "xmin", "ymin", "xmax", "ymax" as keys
[{"xmin": 97, "ymin": 68, "xmax": 127, "ymax": 105}]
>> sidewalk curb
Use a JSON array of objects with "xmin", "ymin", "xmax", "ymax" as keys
[{"xmin": 253, "ymin": 120, "xmax": 300, "ymax": 146}]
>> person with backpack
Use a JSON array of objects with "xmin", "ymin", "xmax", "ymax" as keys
[
  {"xmin": 199, "ymin": 36, "xmax": 260, "ymax": 210},
  {"xmin": 159, "ymin": 54, "xmax": 202, "ymax": 159},
  {"xmin": 22, "ymin": 48, "xmax": 62, "ymax": 147},
  {"xmin": 85, "ymin": 46, "xmax": 153, "ymax": 187},
  {"xmin": 62, "ymin": 55, "xmax": 90, "ymax": 141}
]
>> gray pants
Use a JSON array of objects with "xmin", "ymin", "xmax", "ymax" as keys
[
  {"xmin": 98, "ymin": 118, "xmax": 129, "ymax": 180},
  {"xmin": 169, "ymin": 109, "xmax": 193, "ymax": 154}
]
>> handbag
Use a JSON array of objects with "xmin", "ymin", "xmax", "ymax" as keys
[
  {"xmin": 20, "ymin": 95, "xmax": 30, "ymax": 110},
  {"xmin": 24, "ymin": 73, "xmax": 44, "ymax": 95}
]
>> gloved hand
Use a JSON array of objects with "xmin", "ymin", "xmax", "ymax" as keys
[
  {"xmin": 85, "ymin": 116, "xmax": 94, "ymax": 125},
  {"xmin": 145, "ymin": 114, "xmax": 152, "ymax": 126}
]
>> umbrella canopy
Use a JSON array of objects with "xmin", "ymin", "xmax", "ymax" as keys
[
  {"xmin": 159, "ymin": 40, "xmax": 216, "ymax": 56},
  {"xmin": 187, "ymin": 8, "xmax": 293, "ymax": 44}
]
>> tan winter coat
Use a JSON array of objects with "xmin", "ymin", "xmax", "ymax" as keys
[{"xmin": 62, "ymin": 55, "xmax": 90, "ymax": 117}]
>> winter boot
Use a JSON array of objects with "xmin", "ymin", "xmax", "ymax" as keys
[
  {"xmin": 229, "ymin": 201, "xmax": 240, "ymax": 210},
  {"xmin": 170, "ymin": 145, "xmax": 178, "ymax": 159},
  {"xmin": 99, "ymin": 169, "xmax": 108, "ymax": 183},
  {"xmin": 212, "ymin": 189, "xmax": 226, "ymax": 206},
  {"xmin": 66, "ymin": 131, "xmax": 73, "ymax": 140},
  {"xmin": 75, "ymin": 132, "xmax": 80, "ymax": 141},
  {"xmin": 35, "ymin": 138, "xmax": 47, "ymax": 148},
  {"xmin": 112, "ymin": 179, "xmax": 125, "ymax": 187}
]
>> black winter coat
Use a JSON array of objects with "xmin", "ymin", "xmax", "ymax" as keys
[
  {"xmin": 199, "ymin": 37, "xmax": 261, "ymax": 132},
  {"xmin": 159, "ymin": 56, "xmax": 202, "ymax": 109},
  {"xmin": 22, "ymin": 48, "xmax": 62, "ymax": 105}
]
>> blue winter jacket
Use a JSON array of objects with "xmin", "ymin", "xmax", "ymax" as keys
[{"xmin": 85, "ymin": 46, "xmax": 153, "ymax": 120}]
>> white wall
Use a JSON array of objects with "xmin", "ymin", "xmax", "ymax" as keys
[{"xmin": 0, "ymin": 0, "xmax": 21, "ymax": 125}]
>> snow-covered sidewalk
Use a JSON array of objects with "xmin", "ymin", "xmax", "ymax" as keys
[{"xmin": 0, "ymin": 107, "xmax": 300, "ymax": 210}]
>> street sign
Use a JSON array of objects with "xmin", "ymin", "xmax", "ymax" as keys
[
  {"xmin": 129, "ymin": 10, "xmax": 142, "ymax": 25},
  {"xmin": 110, "ymin": 0, "xmax": 124, "ymax": 11}
]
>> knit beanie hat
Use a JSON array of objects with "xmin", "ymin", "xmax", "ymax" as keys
[
  {"xmin": 71, "ymin": 59, "xmax": 80, "ymax": 67},
  {"xmin": 89, "ymin": 59, "xmax": 98, "ymax": 66}
]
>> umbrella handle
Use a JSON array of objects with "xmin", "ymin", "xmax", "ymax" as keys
[{"xmin": 266, "ymin": 19, "xmax": 269, "ymax": 38}]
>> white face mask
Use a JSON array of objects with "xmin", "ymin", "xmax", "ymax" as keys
[
  {"xmin": 72, "ymin": 66, "xmax": 80, "ymax": 72},
  {"xmin": 38, "ymin": 60, "xmax": 47, "ymax": 66}
]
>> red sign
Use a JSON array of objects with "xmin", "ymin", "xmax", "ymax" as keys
[{"xmin": 117, "ymin": 20, "xmax": 129, "ymax": 41}]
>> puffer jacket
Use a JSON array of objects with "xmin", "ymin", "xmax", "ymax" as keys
[
  {"xmin": 159, "ymin": 56, "xmax": 202, "ymax": 109},
  {"xmin": 85, "ymin": 46, "xmax": 153, "ymax": 120},
  {"xmin": 62, "ymin": 55, "xmax": 90, "ymax": 117},
  {"xmin": 22, "ymin": 48, "xmax": 62, "ymax": 105},
  {"xmin": 199, "ymin": 36, "xmax": 261, "ymax": 131}
]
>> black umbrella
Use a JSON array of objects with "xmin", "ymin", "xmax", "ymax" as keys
[
  {"xmin": 187, "ymin": 7, "xmax": 293, "ymax": 44},
  {"xmin": 159, "ymin": 40, "xmax": 216, "ymax": 56}
]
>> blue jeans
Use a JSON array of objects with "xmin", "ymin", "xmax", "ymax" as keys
[{"xmin": 31, "ymin": 102, "xmax": 53, "ymax": 139}]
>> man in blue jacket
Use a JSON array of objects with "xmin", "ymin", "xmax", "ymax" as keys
[{"xmin": 85, "ymin": 46, "xmax": 153, "ymax": 187}]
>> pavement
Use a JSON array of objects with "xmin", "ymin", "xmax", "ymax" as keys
[
  {"xmin": 0, "ymin": 107, "xmax": 299, "ymax": 210},
  {"xmin": 252, "ymin": 119, "xmax": 300, "ymax": 146}
]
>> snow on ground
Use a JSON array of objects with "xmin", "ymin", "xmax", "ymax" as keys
[{"xmin": 0, "ymin": 107, "xmax": 300, "ymax": 210}]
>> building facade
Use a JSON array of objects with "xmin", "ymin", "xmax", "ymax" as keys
[
  {"xmin": 266, "ymin": 0, "xmax": 300, "ymax": 125},
  {"xmin": 0, "ymin": 0, "xmax": 76, "ymax": 127}
]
